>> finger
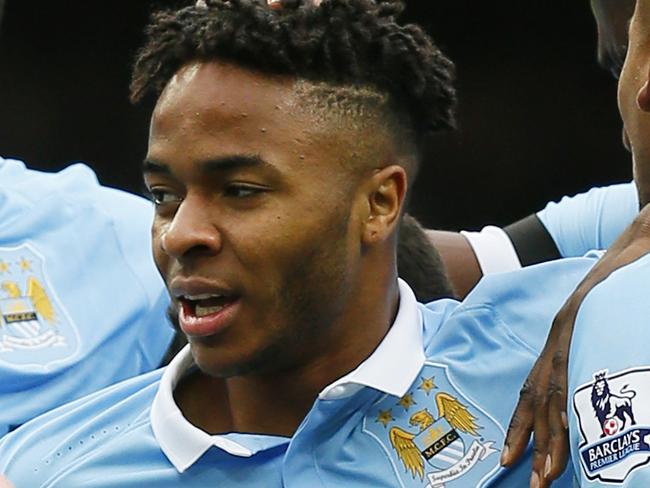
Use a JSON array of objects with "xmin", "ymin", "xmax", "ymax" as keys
[
  {"xmin": 503, "ymin": 350, "xmax": 556, "ymax": 467},
  {"xmin": 530, "ymin": 389, "xmax": 551, "ymax": 488},
  {"xmin": 545, "ymin": 343, "xmax": 572, "ymax": 481},
  {"xmin": 546, "ymin": 381, "xmax": 570, "ymax": 483},
  {"xmin": 502, "ymin": 376, "xmax": 537, "ymax": 466}
]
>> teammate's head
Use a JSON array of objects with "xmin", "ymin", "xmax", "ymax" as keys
[
  {"xmin": 619, "ymin": 0, "xmax": 650, "ymax": 207},
  {"xmin": 136, "ymin": 0, "xmax": 456, "ymax": 377},
  {"xmin": 591, "ymin": 0, "xmax": 636, "ymax": 78},
  {"xmin": 397, "ymin": 215, "xmax": 455, "ymax": 302}
]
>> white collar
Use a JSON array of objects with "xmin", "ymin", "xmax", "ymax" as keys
[
  {"xmin": 151, "ymin": 278, "xmax": 424, "ymax": 473},
  {"xmin": 318, "ymin": 278, "xmax": 424, "ymax": 400},
  {"xmin": 151, "ymin": 346, "xmax": 253, "ymax": 473}
]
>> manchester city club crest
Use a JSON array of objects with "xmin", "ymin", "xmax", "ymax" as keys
[
  {"xmin": 574, "ymin": 367, "xmax": 650, "ymax": 483},
  {"xmin": 0, "ymin": 243, "xmax": 79, "ymax": 367},
  {"xmin": 363, "ymin": 363, "xmax": 502, "ymax": 487}
]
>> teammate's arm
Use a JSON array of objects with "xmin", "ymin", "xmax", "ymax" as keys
[
  {"xmin": 429, "ymin": 182, "xmax": 638, "ymax": 299},
  {"xmin": 425, "ymin": 230, "xmax": 481, "ymax": 299},
  {"xmin": 502, "ymin": 203, "xmax": 650, "ymax": 487},
  {"xmin": 427, "ymin": 220, "xmax": 561, "ymax": 299}
]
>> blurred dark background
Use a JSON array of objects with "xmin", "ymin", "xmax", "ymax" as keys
[{"xmin": 0, "ymin": 0, "xmax": 630, "ymax": 230}]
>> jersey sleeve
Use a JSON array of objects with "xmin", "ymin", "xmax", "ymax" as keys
[
  {"xmin": 462, "ymin": 256, "xmax": 595, "ymax": 353},
  {"xmin": 568, "ymin": 253, "xmax": 650, "ymax": 486},
  {"xmin": 460, "ymin": 226, "xmax": 523, "ymax": 274},
  {"xmin": 537, "ymin": 182, "xmax": 638, "ymax": 257}
]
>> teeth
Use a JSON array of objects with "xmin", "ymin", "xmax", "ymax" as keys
[
  {"xmin": 195, "ymin": 304, "xmax": 224, "ymax": 317},
  {"xmin": 184, "ymin": 293, "xmax": 223, "ymax": 301}
]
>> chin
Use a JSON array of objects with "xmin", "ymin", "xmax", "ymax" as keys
[{"xmin": 189, "ymin": 341, "xmax": 276, "ymax": 378}]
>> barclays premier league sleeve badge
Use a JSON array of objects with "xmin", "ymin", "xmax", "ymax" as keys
[
  {"xmin": 573, "ymin": 368, "xmax": 650, "ymax": 483},
  {"xmin": 0, "ymin": 244, "xmax": 80, "ymax": 368},
  {"xmin": 363, "ymin": 363, "xmax": 502, "ymax": 487}
]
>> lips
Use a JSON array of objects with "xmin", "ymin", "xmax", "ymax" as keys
[{"xmin": 171, "ymin": 280, "xmax": 241, "ymax": 338}]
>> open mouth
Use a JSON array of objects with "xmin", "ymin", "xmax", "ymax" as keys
[
  {"xmin": 181, "ymin": 294, "xmax": 236, "ymax": 318},
  {"xmin": 177, "ymin": 293, "xmax": 240, "ymax": 337}
]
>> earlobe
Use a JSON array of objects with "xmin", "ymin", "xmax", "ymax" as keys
[{"xmin": 362, "ymin": 165, "xmax": 407, "ymax": 245}]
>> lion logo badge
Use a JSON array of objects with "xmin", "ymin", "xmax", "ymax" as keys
[
  {"xmin": 591, "ymin": 371, "xmax": 637, "ymax": 438},
  {"xmin": 0, "ymin": 244, "xmax": 79, "ymax": 367},
  {"xmin": 574, "ymin": 367, "xmax": 650, "ymax": 483},
  {"xmin": 364, "ymin": 363, "xmax": 501, "ymax": 487}
]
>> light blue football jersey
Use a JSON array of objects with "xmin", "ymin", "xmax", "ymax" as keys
[
  {"xmin": 0, "ymin": 259, "xmax": 596, "ymax": 487},
  {"xmin": 538, "ymin": 182, "xmax": 638, "ymax": 257},
  {"xmin": 569, "ymin": 253, "xmax": 650, "ymax": 486},
  {"xmin": 0, "ymin": 157, "xmax": 173, "ymax": 436}
]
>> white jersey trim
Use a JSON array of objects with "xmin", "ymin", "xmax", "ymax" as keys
[
  {"xmin": 461, "ymin": 226, "xmax": 522, "ymax": 274},
  {"xmin": 151, "ymin": 279, "xmax": 425, "ymax": 473}
]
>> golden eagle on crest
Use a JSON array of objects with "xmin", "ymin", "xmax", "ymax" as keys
[
  {"xmin": 389, "ymin": 392, "xmax": 481, "ymax": 480},
  {"xmin": 1, "ymin": 277, "xmax": 55, "ymax": 324}
]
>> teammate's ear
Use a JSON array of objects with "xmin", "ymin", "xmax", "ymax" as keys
[{"xmin": 361, "ymin": 165, "xmax": 407, "ymax": 245}]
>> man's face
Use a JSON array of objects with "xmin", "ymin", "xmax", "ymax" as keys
[
  {"xmin": 619, "ymin": 0, "xmax": 650, "ymax": 207},
  {"xmin": 144, "ymin": 62, "xmax": 364, "ymax": 377},
  {"xmin": 591, "ymin": 0, "xmax": 636, "ymax": 77}
]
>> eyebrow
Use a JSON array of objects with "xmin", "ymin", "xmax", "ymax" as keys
[{"xmin": 142, "ymin": 154, "xmax": 277, "ymax": 176}]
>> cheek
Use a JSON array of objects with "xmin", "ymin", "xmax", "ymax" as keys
[
  {"xmin": 151, "ymin": 220, "xmax": 170, "ymax": 278},
  {"xmin": 618, "ymin": 52, "xmax": 648, "ymax": 153},
  {"xmin": 618, "ymin": 62, "xmax": 635, "ymax": 128}
]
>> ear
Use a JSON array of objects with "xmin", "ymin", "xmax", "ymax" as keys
[{"xmin": 361, "ymin": 165, "xmax": 408, "ymax": 246}]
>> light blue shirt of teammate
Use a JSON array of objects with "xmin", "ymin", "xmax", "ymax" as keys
[
  {"xmin": 0, "ymin": 157, "xmax": 173, "ymax": 437},
  {"xmin": 0, "ymin": 258, "xmax": 597, "ymax": 487},
  {"xmin": 569, "ymin": 253, "xmax": 650, "ymax": 486},
  {"xmin": 538, "ymin": 181, "xmax": 638, "ymax": 257}
]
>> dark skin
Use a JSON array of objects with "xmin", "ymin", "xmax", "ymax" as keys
[
  {"xmin": 144, "ymin": 61, "xmax": 409, "ymax": 436},
  {"xmin": 591, "ymin": 0, "xmax": 637, "ymax": 78},
  {"xmin": 426, "ymin": 230, "xmax": 481, "ymax": 298},
  {"xmin": 503, "ymin": 1, "xmax": 650, "ymax": 487}
]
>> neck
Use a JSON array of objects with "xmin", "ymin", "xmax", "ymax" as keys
[{"xmin": 175, "ymin": 269, "xmax": 400, "ymax": 437}]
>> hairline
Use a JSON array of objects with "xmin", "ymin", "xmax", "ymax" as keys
[
  {"xmin": 288, "ymin": 78, "xmax": 420, "ymax": 176},
  {"xmin": 155, "ymin": 60, "xmax": 421, "ymax": 181}
]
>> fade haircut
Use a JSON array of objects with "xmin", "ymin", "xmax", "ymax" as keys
[{"xmin": 130, "ymin": 0, "xmax": 456, "ymax": 164}]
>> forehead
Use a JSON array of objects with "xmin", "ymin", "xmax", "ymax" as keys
[
  {"xmin": 152, "ymin": 61, "xmax": 297, "ymax": 135},
  {"xmin": 149, "ymin": 61, "xmax": 316, "ymax": 163},
  {"xmin": 148, "ymin": 61, "xmax": 390, "ymax": 179}
]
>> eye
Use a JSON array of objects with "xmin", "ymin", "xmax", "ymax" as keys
[
  {"xmin": 223, "ymin": 184, "xmax": 265, "ymax": 198},
  {"xmin": 147, "ymin": 188, "xmax": 183, "ymax": 206}
]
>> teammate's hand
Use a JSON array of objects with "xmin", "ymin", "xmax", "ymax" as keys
[
  {"xmin": 0, "ymin": 475, "xmax": 15, "ymax": 488},
  {"xmin": 501, "ymin": 203, "xmax": 650, "ymax": 488}
]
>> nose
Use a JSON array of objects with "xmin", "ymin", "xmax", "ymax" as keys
[
  {"xmin": 159, "ymin": 195, "xmax": 222, "ymax": 260},
  {"xmin": 638, "ymin": 78, "xmax": 650, "ymax": 112}
]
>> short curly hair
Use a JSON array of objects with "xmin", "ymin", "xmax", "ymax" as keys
[{"xmin": 131, "ymin": 0, "xmax": 456, "ymax": 157}]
